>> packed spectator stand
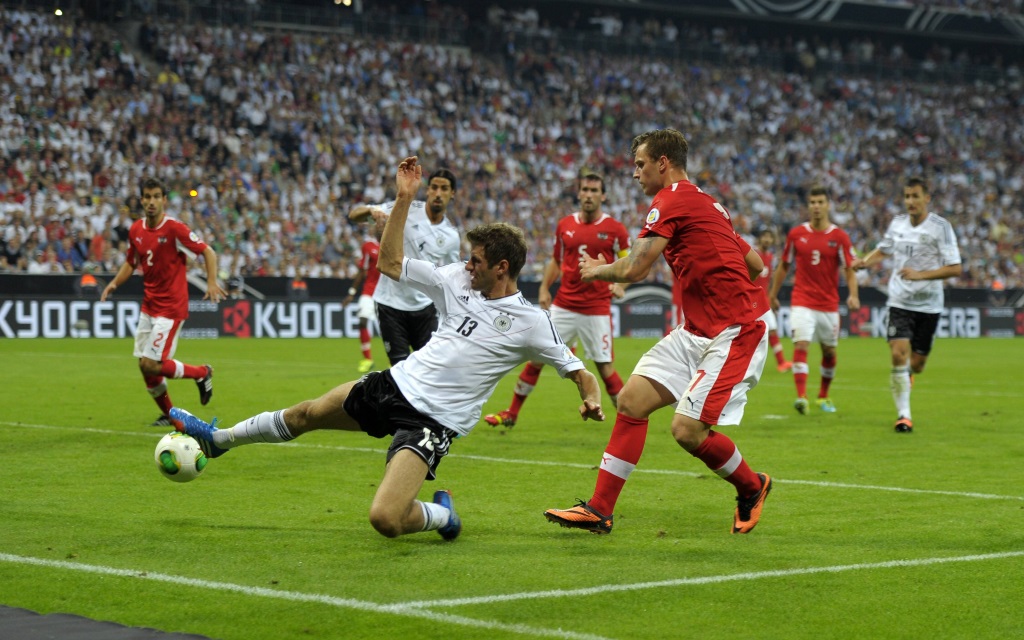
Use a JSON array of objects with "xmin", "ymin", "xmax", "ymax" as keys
[{"xmin": 1, "ymin": 1, "xmax": 1022, "ymax": 294}]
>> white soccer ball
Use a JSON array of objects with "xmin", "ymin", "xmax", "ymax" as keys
[{"xmin": 154, "ymin": 432, "xmax": 207, "ymax": 483}]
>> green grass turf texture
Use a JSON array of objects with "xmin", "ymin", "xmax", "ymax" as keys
[{"xmin": 1, "ymin": 336, "xmax": 1022, "ymax": 640}]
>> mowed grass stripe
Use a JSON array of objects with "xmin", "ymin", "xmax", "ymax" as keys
[{"xmin": 3, "ymin": 421, "xmax": 1021, "ymax": 502}]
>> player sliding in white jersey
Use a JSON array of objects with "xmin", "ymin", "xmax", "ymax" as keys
[{"xmin": 172, "ymin": 156, "xmax": 604, "ymax": 541}]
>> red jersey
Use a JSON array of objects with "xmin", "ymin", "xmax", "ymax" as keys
[
  {"xmin": 781, "ymin": 222, "xmax": 854, "ymax": 312},
  {"xmin": 552, "ymin": 212, "xmax": 631, "ymax": 315},
  {"xmin": 126, "ymin": 217, "xmax": 209, "ymax": 320},
  {"xmin": 754, "ymin": 248, "xmax": 774, "ymax": 292},
  {"xmin": 639, "ymin": 181, "xmax": 764, "ymax": 337},
  {"xmin": 359, "ymin": 239, "xmax": 381, "ymax": 296}
]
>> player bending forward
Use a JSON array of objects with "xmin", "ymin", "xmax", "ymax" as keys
[{"xmin": 172, "ymin": 157, "xmax": 603, "ymax": 541}]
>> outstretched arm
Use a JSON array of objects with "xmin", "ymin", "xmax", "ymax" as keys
[
  {"xmin": 566, "ymin": 368, "xmax": 605, "ymax": 422},
  {"xmin": 580, "ymin": 236, "xmax": 668, "ymax": 283},
  {"xmin": 376, "ymin": 157, "xmax": 422, "ymax": 281}
]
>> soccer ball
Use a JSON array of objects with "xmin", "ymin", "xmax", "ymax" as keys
[{"xmin": 154, "ymin": 432, "xmax": 207, "ymax": 483}]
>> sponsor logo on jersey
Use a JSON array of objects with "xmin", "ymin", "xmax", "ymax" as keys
[
  {"xmin": 597, "ymin": 233, "xmax": 608, "ymax": 240},
  {"xmin": 158, "ymin": 237, "xmax": 167, "ymax": 244},
  {"xmin": 458, "ymin": 295, "xmax": 469, "ymax": 303}
]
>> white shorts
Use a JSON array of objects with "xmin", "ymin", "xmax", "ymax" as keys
[
  {"xmin": 550, "ymin": 305, "xmax": 613, "ymax": 363},
  {"xmin": 357, "ymin": 294, "xmax": 377, "ymax": 321},
  {"xmin": 632, "ymin": 320, "xmax": 767, "ymax": 426},
  {"xmin": 133, "ymin": 313, "xmax": 184, "ymax": 361},
  {"xmin": 762, "ymin": 308, "xmax": 778, "ymax": 332},
  {"xmin": 790, "ymin": 306, "xmax": 840, "ymax": 346}
]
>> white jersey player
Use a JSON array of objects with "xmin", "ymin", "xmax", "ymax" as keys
[
  {"xmin": 171, "ymin": 157, "xmax": 604, "ymax": 542},
  {"xmin": 852, "ymin": 177, "xmax": 962, "ymax": 433}
]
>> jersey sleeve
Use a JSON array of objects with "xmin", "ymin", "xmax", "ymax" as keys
[
  {"xmin": 399, "ymin": 257, "xmax": 452, "ymax": 312},
  {"xmin": 615, "ymin": 221, "xmax": 631, "ymax": 258},
  {"xmin": 838, "ymin": 229, "xmax": 855, "ymax": 267},
  {"xmin": 173, "ymin": 221, "xmax": 208, "ymax": 259},
  {"xmin": 877, "ymin": 221, "xmax": 896, "ymax": 256},
  {"xmin": 939, "ymin": 223, "xmax": 962, "ymax": 266},
  {"xmin": 781, "ymin": 229, "xmax": 797, "ymax": 265},
  {"xmin": 528, "ymin": 314, "xmax": 586, "ymax": 378}
]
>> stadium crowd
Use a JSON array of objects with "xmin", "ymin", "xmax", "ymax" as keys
[{"xmin": 1, "ymin": 4, "xmax": 1022, "ymax": 291}]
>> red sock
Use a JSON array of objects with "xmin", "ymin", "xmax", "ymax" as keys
[
  {"xmin": 590, "ymin": 414, "xmax": 648, "ymax": 515},
  {"xmin": 145, "ymin": 375, "xmax": 174, "ymax": 415},
  {"xmin": 601, "ymin": 371, "xmax": 624, "ymax": 397},
  {"xmin": 359, "ymin": 327, "xmax": 372, "ymax": 359},
  {"xmin": 793, "ymin": 348, "xmax": 808, "ymax": 397},
  {"xmin": 509, "ymin": 363, "xmax": 543, "ymax": 415},
  {"xmin": 769, "ymin": 333, "xmax": 786, "ymax": 365},
  {"xmin": 819, "ymin": 353, "xmax": 836, "ymax": 398},
  {"xmin": 690, "ymin": 430, "xmax": 761, "ymax": 497},
  {"xmin": 159, "ymin": 360, "xmax": 206, "ymax": 379}
]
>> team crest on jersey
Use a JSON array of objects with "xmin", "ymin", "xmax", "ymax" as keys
[
  {"xmin": 646, "ymin": 208, "xmax": 660, "ymax": 224},
  {"xmin": 493, "ymin": 314, "xmax": 513, "ymax": 332}
]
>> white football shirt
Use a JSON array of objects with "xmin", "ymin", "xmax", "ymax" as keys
[
  {"xmin": 372, "ymin": 200, "xmax": 461, "ymax": 311},
  {"xmin": 876, "ymin": 212, "xmax": 961, "ymax": 314},
  {"xmin": 389, "ymin": 259, "xmax": 585, "ymax": 435}
]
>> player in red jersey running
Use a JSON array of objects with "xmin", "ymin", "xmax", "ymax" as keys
[
  {"xmin": 344, "ymin": 231, "xmax": 382, "ymax": 373},
  {"xmin": 484, "ymin": 173, "xmax": 630, "ymax": 428},
  {"xmin": 545, "ymin": 129, "xmax": 772, "ymax": 535},
  {"xmin": 768, "ymin": 185, "xmax": 859, "ymax": 415},
  {"xmin": 753, "ymin": 227, "xmax": 793, "ymax": 373},
  {"xmin": 101, "ymin": 177, "xmax": 226, "ymax": 426}
]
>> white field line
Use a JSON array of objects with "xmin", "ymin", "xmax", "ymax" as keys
[
  {"xmin": 2, "ymin": 421, "xmax": 1023, "ymax": 502},
  {"xmin": 0, "ymin": 552, "xmax": 613, "ymax": 640},
  {"xmin": 393, "ymin": 551, "xmax": 1024, "ymax": 609}
]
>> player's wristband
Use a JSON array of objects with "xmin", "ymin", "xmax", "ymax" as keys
[{"xmin": 348, "ymin": 287, "xmax": 357, "ymax": 296}]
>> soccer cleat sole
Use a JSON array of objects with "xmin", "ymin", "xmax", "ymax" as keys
[{"xmin": 483, "ymin": 411, "xmax": 517, "ymax": 428}]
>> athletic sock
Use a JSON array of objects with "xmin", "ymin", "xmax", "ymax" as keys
[
  {"xmin": 819, "ymin": 353, "xmax": 836, "ymax": 398},
  {"xmin": 359, "ymin": 327, "xmax": 372, "ymax": 360},
  {"xmin": 590, "ymin": 414, "xmax": 648, "ymax": 515},
  {"xmin": 145, "ymin": 376, "xmax": 173, "ymax": 415},
  {"xmin": 769, "ymin": 333, "xmax": 786, "ymax": 365},
  {"xmin": 215, "ymin": 409, "xmax": 294, "ymax": 448},
  {"xmin": 793, "ymin": 348, "xmax": 809, "ymax": 398},
  {"xmin": 419, "ymin": 500, "xmax": 451, "ymax": 532},
  {"xmin": 690, "ymin": 430, "xmax": 761, "ymax": 497},
  {"xmin": 508, "ymin": 362, "xmax": 543, "ymax": 415},
  {"xmin": 159, "ymin": 359, "xmax": 206, "ymax": 379},
  {"xmin": 891, "ymin": 365, "xmax": 912, "ymax": 419},
  {"xmin": 601, "ymin": 371, "xmax": 624, "ymax": 397}
]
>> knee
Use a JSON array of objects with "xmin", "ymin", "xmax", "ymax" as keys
[
  {"xmin": 614, "ymin": 390, "xmax": 647, "ymax": 419},
  {"xmin": 671, "ymin": 417, "xmax": 704, "ymax": 452},
  {"xmin": 138, "ymin": 359, "xmax": 160, "ymax": 376},
  {"xmin": 368, "ymin": 505, "xmax": 403, "ymax": 538}
]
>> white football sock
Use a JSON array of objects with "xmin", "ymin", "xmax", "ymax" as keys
[
  {"xmin": 419, "ymin": 500, "xmax": 451, "ymax": 532},
  {"xmin": 891, "ymin": 366, "xmax": 911, "ymax": 419},
  {"xmin": 213, "ymin": 410, "xmax": 293, "ymax": 448}
]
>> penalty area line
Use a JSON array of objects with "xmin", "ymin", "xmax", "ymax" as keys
[
  {"xmin": 0, "ymin": 552, "xmax": 613, "ymax": 640},
  {"xmin": 395, "ymin": 550, "xmax": 1024, "ymax": 609}
]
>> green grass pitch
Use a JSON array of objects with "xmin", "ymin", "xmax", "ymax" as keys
[{"xmin": 1, "ymin": 336, "xmax": 1022, "ymax": 639}]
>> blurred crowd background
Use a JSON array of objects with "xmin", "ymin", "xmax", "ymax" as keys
[{"xmin": 1, "ymin": 0, "xmax": 1022, "ymax": 293}]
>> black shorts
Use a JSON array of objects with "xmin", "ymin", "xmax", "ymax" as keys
[
  {"xmin": 376, "ymin": 303, "xmax": 439, "ymax": 365},
  {"xmin": 342, "ymin": 370, "xmax": 455, "ymax": 480},
  {"xmin": 887, "ymin": 306, "xmax": 940, "ymax": 356}
]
